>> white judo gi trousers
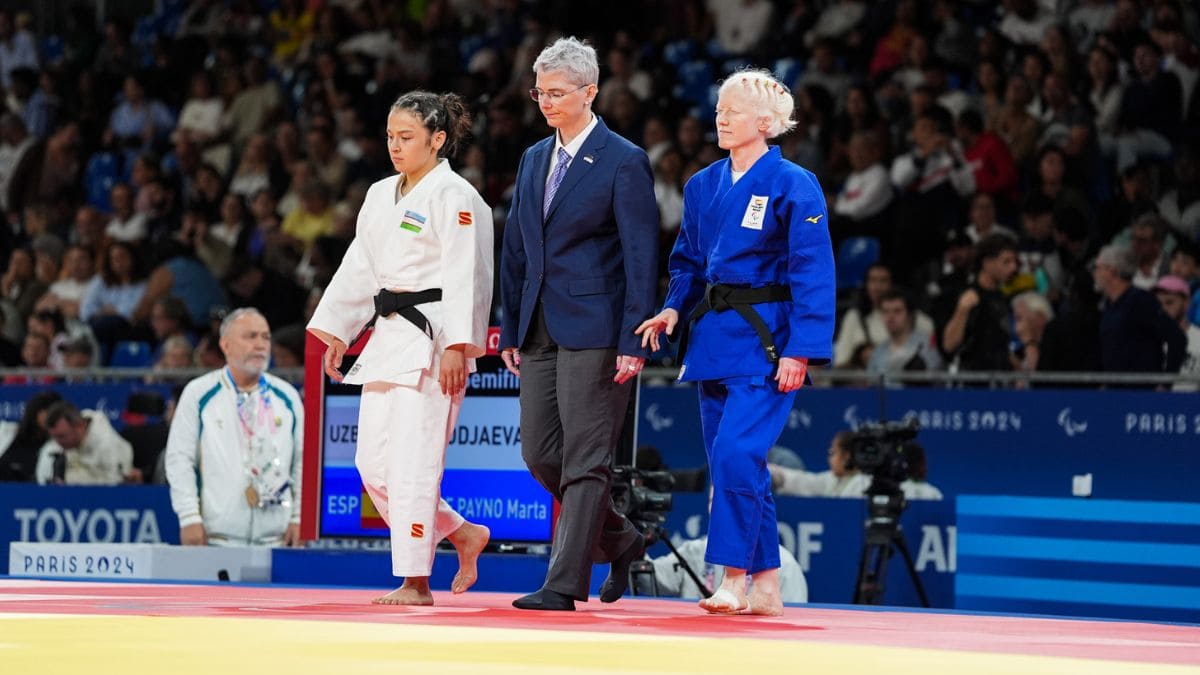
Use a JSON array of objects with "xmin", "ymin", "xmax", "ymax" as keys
[{"xmin": 357, "ymin": 373, "xmax": 464, "ymax": 577}]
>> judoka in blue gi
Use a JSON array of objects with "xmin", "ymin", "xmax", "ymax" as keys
[{"xmin": 637, "ymin": 70, "xmax": 835, "ymax": 616}]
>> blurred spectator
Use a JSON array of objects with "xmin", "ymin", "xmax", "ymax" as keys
[
  {"xmin": 998, "ymin": 0, "xmax": 1053, "ymax": 47},
  {"xmin": 44, "ymin": 244, "xmax": 95, "ymax": 320},
  {"xmin": 1129, "ymin": 213, "xmax": 1171, "ymax": 291},
  {"xmin": 1115, "ymin": 40, "xmax": 1182, "ymax": 173},
  {"xmin": 36, "ymin": 401, "xmax": 137, "ymax": 485},
  {"xmin": 1097, "ymin": 162, "xmax": 1157, "ymax": 244},
  {"xmin": 834, "ymin": 263, "xmax": 932, "ymax": 368},
  {"xmin": 281, "ymin": 181, "xmax": 335, "ymax": 250},
  {"xmin": 174, "ymin": 71, "xmax": 224, "ymax": 149},
  {"xmin": 1033, "ymin": 145, "xmax": 1089, "ymax": 226},
  {"xmin": 58, "ymin": 334, "xmax": 94, "ymax": 370},
  {"xmin": 306, "ymin": 125, "xmax": 347, "ymax": 196},
  {"xmin": 830, "ymin": 131, "xmax": 892, "ymax": 249},
  {"xmin": 226, "ymin": 260, "xmax": 306, "ymax": 331},
  {"xmin": 1158, "ymin": 148, "xmax": 1200, "ymax": 240},
  {"xmin": 194, "ymin": 331, "xmax": 225, "ymax": 369},
  {"xmin": 6, "ymin": 122, "xmax": 82, "ymax": 222},
  {"xmin": 104, "ymin": 182, "xmax": 148, "ymax": 243},
  {"xmin": 1010, "ymin": 291, "xmax": 1054, "ymax": 374},
  {"xmin": 181, "ymin": 206, "xmax": 233, "ymax": 281},
  {"xmin": 0, "ymin": 10, "xmax": 38, "ymax": 89},
  {"xmin": 104, "ymin": 75, "xmax": 175, "ymax": 153},
  {"xmin": 271, "ymin": 323, "xmax": 306, "ymax": 368},
  {"xmin": 769, "ymin": 431, "xmax": 869, "ymax": 497},
  {"xmin": 798, "ymin": 39, "xmax": 851, "ymax": 105},
  {"xmin": 927, "ymin": 230, "xmax": 975, "ymax": 329},
  {"xmin": 1012, "ymin": 193, "xmax": 1064, "ymax": 299},
  {"xmin": 957, "ymin": 109, "xmax": 1018, "ymax": 206},
  {"xmin": 147, "ymin": 296, "xmax": 194, "ymax": 350},
  {"xmin": 154, "ymin": 334, "xmax": 194, "ymax": 371},
  {"xmin": 1092, "ymin": 244, "xmax": 1186, "ymax": 376},
  {"xmin": 942, "ymin": 235, "xmax": 1019, "ymax": 372},
  {"xmin": 82, "ymin": 240, "xmax": 147, "ymax": 361},
  {"xmin": 1170, "ymin": 245, "xmax": 1200, "ymax": 294},
  {"xmin": 866, "ymin": 290, "xmax": 943, "ymax": 377},
  {"xmin": 889, "ymin": 106, "xmax": 974, "ymax": 286},
  {"xmin": 1087, "ymin": 45, "xmax": 1124, "ymax": 154},
  {"xmin": 1070, "ymin": 0, "xmax": 1118, "ymax": 52},
  {"xmin": 707, "ymin": 0, "xmax": 772, "ymax": 56},
  {"xmin": 134, "ymin": 240, "xmax": 228, "ymax": 330},
  {"xmin": 988, "ymin": 74, "xmax": 1041, "ymax": 166},
  {"xmin": 2, "ymin": 246, "xmax": 45, "ymax": 319},
  {"xmin": 805, "ymin": 0, "xmax": 865, "ymax": 49},
  {"xmin": 964, "ymin": 192, "xmax": 1018, "ymax": 244},
  {"xmin": 0, "ymin": 113, "xmax": 34, "ymax": 212},
  {"xmin": 0, "ymin": 389, "xmax": 62, "ymax": 482},
  {"xmin": 228, "ymin": 133, "xmax": 274, "ymax": 199},
  {"xmin": 972, "ymin": 60, "xmax": 1007, "ymax": 125},
  {"xmin": 18, "ymin": 331, "xmax": 49, "ymax": 369},
  {"xmin": 1152, "ymin": 275, "xmax": 1200, "ymax": 392},
  {"xmin": 225, "ymin": 57, "xmax": 282, "ymax": 146}
]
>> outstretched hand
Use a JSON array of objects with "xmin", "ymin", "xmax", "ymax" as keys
[{"xmin": 634, "ymin": 309, "xmax": 680, "ymax": 352}]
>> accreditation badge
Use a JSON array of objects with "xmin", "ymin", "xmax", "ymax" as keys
[{"xmin": 741, "ymin": 195, "xmax": 769, "ymax": 230}]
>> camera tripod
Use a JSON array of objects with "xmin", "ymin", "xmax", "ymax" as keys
[
  {"xmin": 852, "ymin": 487, "xmax": 930, "ymax": 607},
  {"xmin": 628, "ymin": 523, "xmax": 713, "ymax": 599}
]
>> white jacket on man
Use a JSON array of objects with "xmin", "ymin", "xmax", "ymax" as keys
[
  {"xmin": 35, "ymin": 410, "xmax": 133, "ymax": 485},
  {"xmin": 165, "ymin": 369, "xmax": 303, "ymax": 545}
]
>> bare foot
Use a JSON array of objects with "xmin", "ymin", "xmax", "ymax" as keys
[
  {"xmin": 373, "ymin": 584, "xmax": 434, "ymax": 606},
  {"xmin": 449, "ymin": 522, "xmax": 490, "ymax": 594},
  {"xmin": 698, "ymin": 587, "xmax": 749, "ymax": 614},
  {"xmin": 746, "ymin": 588, "xmax": 784, "ymax": 616}
]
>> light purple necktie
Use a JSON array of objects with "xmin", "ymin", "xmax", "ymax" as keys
[{"xmin": 543, "ymin": 147, "xmax": 571, "ymax": 218}]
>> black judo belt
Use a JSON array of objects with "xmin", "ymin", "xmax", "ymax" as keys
[
  {"xmin": 677, "ymin": 283, "xmax": 792, "ymax": 365},
  {"xmin": 373, "ymin": 289, "xmax": 442, "ymax": 339}
]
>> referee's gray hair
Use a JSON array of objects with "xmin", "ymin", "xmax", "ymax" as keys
[
  {"xmin": 533, "ymin": 37, "xmax": 599, "ymax": 86},
  {"xmin": 219, "ymin": 307, "xmax": 268, "ymax": 337}
]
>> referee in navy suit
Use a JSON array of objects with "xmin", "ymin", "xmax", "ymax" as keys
[{"xmin": 499, "ymin": 37, "xmax": 659, "ymax": 611}]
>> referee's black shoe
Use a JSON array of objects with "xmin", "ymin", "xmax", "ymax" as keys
[{"xmin": 600, "ymin": 531, "xmax": 645, "ymax": 603}]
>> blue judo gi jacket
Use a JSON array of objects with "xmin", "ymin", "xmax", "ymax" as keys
[{"xmin": 664, "ymin": 146, "xmax": 836, "ymax": 381}]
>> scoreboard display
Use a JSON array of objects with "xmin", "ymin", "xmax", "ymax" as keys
[{"xmin": 302, "ymin": 331, "xmax": 554, "ymax": 543}]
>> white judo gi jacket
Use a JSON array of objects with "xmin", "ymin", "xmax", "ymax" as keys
[
  {"xmin": 164, "ymin": 369, "xmax": 304, "ymax": 545},
  {"xmin": 308, "ymin": 160, "xmax": 494, "ymax": 382}
]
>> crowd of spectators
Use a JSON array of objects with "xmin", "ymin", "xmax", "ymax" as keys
[{"xmin": 0, "ymin": 0, "xmax": 1197, "ymax": 387}]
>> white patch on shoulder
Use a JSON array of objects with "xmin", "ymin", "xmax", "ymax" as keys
[{"xmin": 741, "ymin": 195, "xmax": 769, "ymax": 230}]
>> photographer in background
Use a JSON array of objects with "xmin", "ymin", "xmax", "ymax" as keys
[
  {"xmin": 770, "ymin": 429, "xmax": 942, "ymax": 501},
  {"xmin": 35, "ymin": 400, "xmax": 137, "ymax": 485},
  {"xmin": 769, "ymin": 431, "xmax": 870, "ymax": 498},
  {"xmin": 647, "ymin": 486, "xmax": 807, "ymax": 604}
]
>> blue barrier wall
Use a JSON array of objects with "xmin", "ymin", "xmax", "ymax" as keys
[
  {"xmin": 956, "ymin": 496, "xmax": 1200, "ymax": 623},
  {"xmin": 640, "ymin": 385, "xmax": 1200, "ymax": 502},
  {"xmin": 0, "ymin": 484, "xmax": 179, "ymax": 574}
]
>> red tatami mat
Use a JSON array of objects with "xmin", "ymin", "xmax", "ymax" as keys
[{"xmin": 1, "ymin": 579, "xmax": 1197, "ymax": 667}]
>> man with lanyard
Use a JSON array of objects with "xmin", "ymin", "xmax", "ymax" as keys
[{"xmin": 165, "ymin": 307, "xmax": 304, "ymax": 547}]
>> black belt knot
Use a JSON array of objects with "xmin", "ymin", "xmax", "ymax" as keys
[
  {"xmin": 680, "ymin": 283, "xmax": 791, "ymax": 365},
  {"xmin": 374, "ymin": 289, "xmax": 442, "ymax": 339}
]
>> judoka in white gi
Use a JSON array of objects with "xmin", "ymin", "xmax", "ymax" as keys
[
  {"xmin": 308, "ymin": 91, "xmax": 493, "ymax": 605},
  {"xmin": 637, "ymin": 70, "xmax": 836, "ymax": 616}
]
